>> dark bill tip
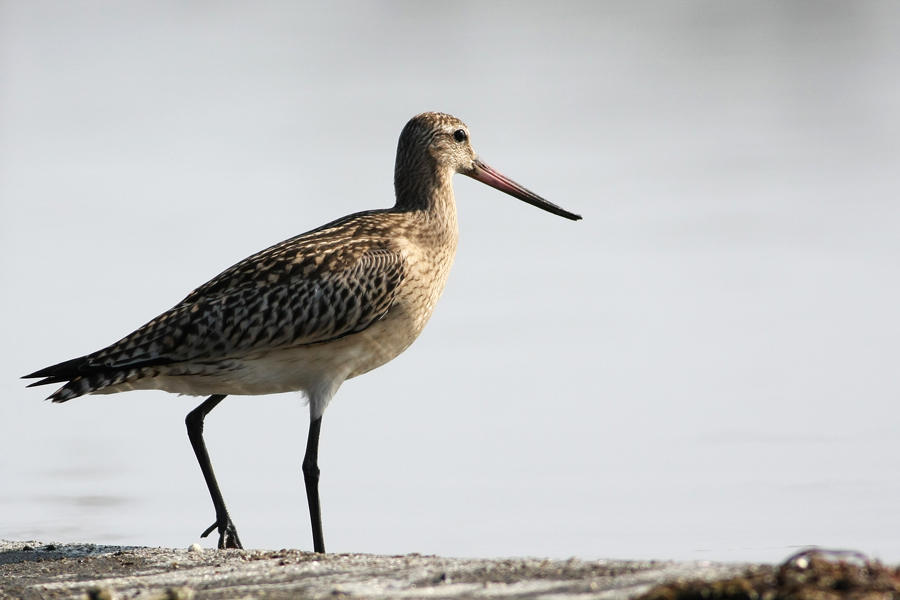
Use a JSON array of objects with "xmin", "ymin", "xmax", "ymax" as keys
[{"xmin": 465, "ymin": 158, "xmax": 582, "ymax": 221}]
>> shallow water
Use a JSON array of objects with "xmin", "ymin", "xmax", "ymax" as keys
[{"xmin": 1, "ymin": 1, "xmax": 899, "ymax": 563}]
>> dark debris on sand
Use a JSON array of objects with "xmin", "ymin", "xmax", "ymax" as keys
[{"xmin": 639, "ymin": 549, "xmax": 900, "ymax": 600}]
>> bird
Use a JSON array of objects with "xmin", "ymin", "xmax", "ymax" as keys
[{"xmin": 23, "ymin": 111, "xmax": 582, "ymax": 553}]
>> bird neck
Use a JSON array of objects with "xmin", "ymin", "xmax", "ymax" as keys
[{"xmin": 393, "ymin": 161, "xmax": 458, "ymax": 229}]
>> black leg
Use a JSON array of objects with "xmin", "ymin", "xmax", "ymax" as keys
[
  {"xmin": 303, "ymin": 416, "xmax": 325, "ymax": 553},
  {"xmin": 185, "ymin": 394, "xmax": 243, "ymax": 550}
]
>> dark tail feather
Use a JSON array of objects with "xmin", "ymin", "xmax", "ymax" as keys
[
  {"xmin": 23, "ymin": 356, "xmax": 94, "ymax": 401},
  {"xmin": 24, "ymin": 355, "xmax": 121, "ymax": 403},
  {"xmin": 44, "ymin": 364, "xmax": 160, "ymax": 403},
  {"xmin": 25, "ymin": 355, "xmax": 171, "ymax": 403},
  {"xmin": 46, "ymin": 375, "xmax": 105, "ymax": 403},
  {"xmin": 23, "ymin": 356, "xmax": 90, "ymax": 382},
  {"xmin": 26, "ymin": 377, "xmax": 68, "ymax": 388}
]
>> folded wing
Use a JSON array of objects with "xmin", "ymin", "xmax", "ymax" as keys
[{"xmin": 24, "ymin": 245, "xmax": 407, "ymax": 400}]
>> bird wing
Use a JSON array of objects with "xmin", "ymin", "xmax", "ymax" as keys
[
  {"xmin": 26, "ymin": 241, "xmax": 407, "ymax": 383},
  {"xmin": 93, "ymin": 247, "xmax": 407, "ymax": 367}
]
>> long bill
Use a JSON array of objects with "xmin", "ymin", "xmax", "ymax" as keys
[{"xmin": 465, "ymin": 157, "xmax": 582, "ymax": 221}]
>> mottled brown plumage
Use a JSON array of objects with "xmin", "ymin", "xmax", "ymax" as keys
[{"xmin": 24, "ymin": 111, "xmax": 581, "ymax": 553}]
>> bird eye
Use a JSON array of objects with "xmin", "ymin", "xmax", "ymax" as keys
[{"xmin": 453, "ymin": 129, "xmax": 467, "ymax": 143}]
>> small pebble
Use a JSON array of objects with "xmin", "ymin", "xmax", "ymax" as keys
[{"xmin": 188, "ymin": 544, "xmax": 203, "ymax": 554}]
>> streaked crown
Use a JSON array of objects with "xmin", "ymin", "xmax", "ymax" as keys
[{"xmin": 393, "ymin": 112, "xmax": 475, "ymax": 210}]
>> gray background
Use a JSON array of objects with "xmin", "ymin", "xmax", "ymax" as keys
[{"xmin": 1, "ymin": 1, "xmax": 899, "ymax": 562}]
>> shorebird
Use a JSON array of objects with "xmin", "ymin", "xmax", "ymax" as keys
[{"xmin": 24, "ymin": 112, "xmax": 581, "ymax": 553}]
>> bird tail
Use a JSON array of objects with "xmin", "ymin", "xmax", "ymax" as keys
[{"xmin": 23, "ymin": 357, "xmax": 152, "ymax": 403}]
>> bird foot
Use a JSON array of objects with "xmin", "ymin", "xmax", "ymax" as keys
[{"xmin": 201, "ymin": 518, "xmax": 243, "ymax": 549}]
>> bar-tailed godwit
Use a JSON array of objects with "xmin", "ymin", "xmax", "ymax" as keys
[{"xmin": 24, "ymin": 112, "xmax": 581, "ymax": 553}]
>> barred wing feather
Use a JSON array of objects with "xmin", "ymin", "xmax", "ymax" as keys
[{"xmin": 25, "ymin": 248, "xmax": 407, "ymax": 394}]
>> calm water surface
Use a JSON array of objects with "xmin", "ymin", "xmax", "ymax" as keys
[{"xmin": 1, "ymin": 1, "xmax": 899, "ymax": 562}]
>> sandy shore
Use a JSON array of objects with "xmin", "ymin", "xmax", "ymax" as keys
[{"xmin": 0, "ymin": 540, "xmax": 748, "ymax": 600}]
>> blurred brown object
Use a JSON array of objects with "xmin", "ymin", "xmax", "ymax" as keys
[{"xmin": 639, "ymin": 549, "xmax": 900, "ymax": 600}]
